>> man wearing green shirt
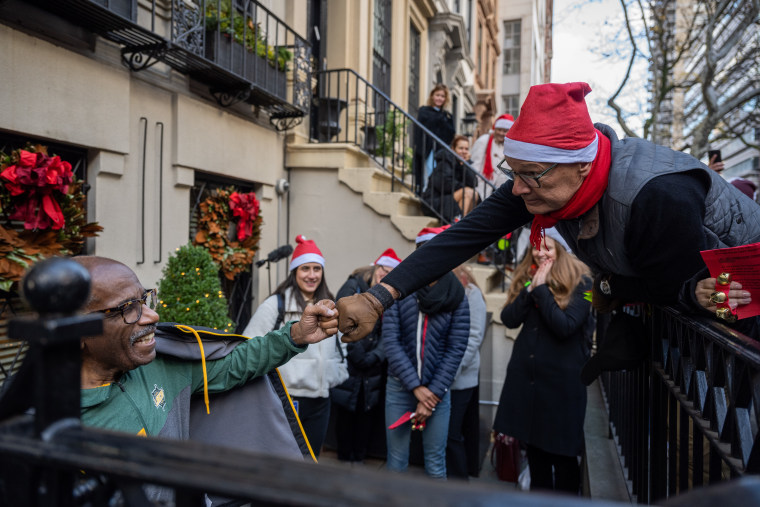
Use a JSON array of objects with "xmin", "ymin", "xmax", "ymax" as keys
[{"xmin": 75, "ymin": 256, "xmax": 338, "ymax": 439}]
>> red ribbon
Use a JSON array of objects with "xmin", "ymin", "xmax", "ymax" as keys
[
  {"xmin": 228, "ymin": 191, "xmax": 260, "ymax": 242},
  {"xmin": 0, "ymin": 150, "xmax": 72, "ymax": 230}
]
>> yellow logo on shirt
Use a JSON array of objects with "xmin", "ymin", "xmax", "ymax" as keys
[{"xmin": 152, "ymin": 384, "xmax": 166, "ymax": 410}]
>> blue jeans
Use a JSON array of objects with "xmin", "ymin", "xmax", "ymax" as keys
[{"xmin": 385, "ymin": 376, "xmax": 451, "ymax": 479}]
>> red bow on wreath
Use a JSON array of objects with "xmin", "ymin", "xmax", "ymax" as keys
[
  {"xmin": 229, "ymin": 191, "xmax": 260, "ymax": 242},
  {"xmin": 0, "ymin": 149, "xmax": 73, "ymax": 230}
]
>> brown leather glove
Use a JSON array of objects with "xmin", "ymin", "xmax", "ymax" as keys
[{"xmin": 337, "ymin": 292, "xmax": 384, "ymax": 342}]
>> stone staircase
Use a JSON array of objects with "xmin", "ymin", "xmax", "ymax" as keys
[{"xmin": 337, "ymin": 166, "xmax": 437, "ymax": 241}]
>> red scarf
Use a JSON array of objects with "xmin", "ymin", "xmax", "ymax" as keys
[
  {"xmin": 530, "ymin": 129, "xmax": 612, "ymax": 249},
  {"xmin": 483, "ymin": 135, "xmax": 496, "ymax": 180}
]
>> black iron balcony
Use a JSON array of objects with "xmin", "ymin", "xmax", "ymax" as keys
[{"xmin": 18, "ymin": 0, "xmax": 311, "ymax": 130}]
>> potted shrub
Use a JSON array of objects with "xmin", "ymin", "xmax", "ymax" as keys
[{"xmin": 204, "ymin": 0, "xmax": 292, "ymax": 99}]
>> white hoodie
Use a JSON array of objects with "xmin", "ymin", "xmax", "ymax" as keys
[{"xmin": 242, "ymin": 287, "xmax": 348, "ymax": 398}]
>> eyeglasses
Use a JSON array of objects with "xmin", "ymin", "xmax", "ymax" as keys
[
  {"xmin": 93, "ymin": 289, "xmax": 158, "ymax": 324},
  {"xmin": 497, "ymin": 158, "xmax": 559, "ymax": 189}
]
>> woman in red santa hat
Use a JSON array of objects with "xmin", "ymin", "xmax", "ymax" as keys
[
  {"xmin": 330, "ymin": 248, "xmax": 403, "ymax": 463},
  {"xmin": 383, "ymin": 226, "xmax": 469, "ymax": 479},
  {"xmin": 243, "ymin": 235, "xmax": 347, "ymax": 457},
  {"xmin": 470, "ymin": 113, "xmax": 514, "ymax": 199}
]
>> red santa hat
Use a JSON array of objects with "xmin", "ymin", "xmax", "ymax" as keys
[
  {"xmin": 415, "ymin": 224, "xmax": 451, "ymax": 245},
  {"xmin": 289, "ymin": 235, "xmax": 325, "ymax": 271},
  {"xmin": 503, "ymin": 82, "xmax": 598, "ymax": 163},
  {"xmin": 493, "ymin": 113, "xmax": 514, "ymax": 130},
  {"xmin": 373, "ymin": 248, "xmax": 402, "ymax": 268}
]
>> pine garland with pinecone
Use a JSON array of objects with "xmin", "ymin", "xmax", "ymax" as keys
[{"xmin": 156, "ymin": 243, "xmax": 235, "ymax": 332}]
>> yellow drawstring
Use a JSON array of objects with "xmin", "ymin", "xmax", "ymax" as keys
[
  {"xmin": 274, "ymin": 368, "xmax": 318, "ymax": 463},
  {"xmin": 170, "ymin": 326, "xmax": 316, "ymax": 463},
  {"xmin": 175, "ymin": 324, "xmax": 210, "ymax": 414}
]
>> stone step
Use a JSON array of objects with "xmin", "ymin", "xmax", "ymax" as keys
[
  {"xmin": 338, "ymin": 165, "xmax": 438, "ymax": 241},
  {"xmin": 467, "ymin": 263, "xmax": 505, "ymax": 294},
  {"xmin": 339, "ymin": 166, "xmax": 415, "ymax": 196}
]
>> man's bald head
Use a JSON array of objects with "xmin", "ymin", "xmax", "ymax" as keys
[
  {"xmin": 72, "ymin": 256, "xmax": 134, "ymax": 312},
  {"xmin": 74, "ymin": 256, "xmax": 159, "ymax": 386}
]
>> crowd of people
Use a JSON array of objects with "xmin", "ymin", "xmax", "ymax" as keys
[{"xmin": 71, "ymin": 80, "xmax": 760, "ymax": 502}]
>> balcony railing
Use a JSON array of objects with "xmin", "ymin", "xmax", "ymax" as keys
[
  {"xmin": 21, "ymin": 0, "xmax": 311, "ymax": 129},
  {"xmin": 601, "ymin": 304, "xmax": 760, "ymax": 503}
]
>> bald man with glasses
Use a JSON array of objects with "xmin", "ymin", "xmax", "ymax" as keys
[{"xmin": 75, "ymin": 256, "xmax": 338, "ymax": 437}]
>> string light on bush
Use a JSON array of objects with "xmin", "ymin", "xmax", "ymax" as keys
[{"xmin": 157, "ymin": 243, "xmax": 237, "ymax": 332}]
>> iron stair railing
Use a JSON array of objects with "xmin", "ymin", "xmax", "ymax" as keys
[{"xmin": 310, "ymin": 68, "xmax": 500, "ymax": 226}]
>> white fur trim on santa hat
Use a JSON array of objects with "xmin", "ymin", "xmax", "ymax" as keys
[
  {"xmin": 543, "ymin": 227, "xmax": 572, "ymax": 254},
  {"xmin": 290, "ymin": 252, "xmax": 325, "ymax": 271},
  {"xmin": 494, "ymin": 118, "xmax": 514, "ymax": 130},
  {"xmin": 503, "ymin": 132, "xmax": 598, "ymax": 163},
  {"xmin": 374, "ymin": 249, "xmax": 401, "ymax": 268},
  {"xmin": 415, "ymin": 232, "xmax": 437, "ymax": 244}
]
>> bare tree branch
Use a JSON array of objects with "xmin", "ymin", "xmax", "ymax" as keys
[{"xmin": 608, "ymin": 0, "xmax": 640, "ymax": 138}]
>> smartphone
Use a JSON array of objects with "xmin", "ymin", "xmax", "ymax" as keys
[{"xmin": 708, "ymin": 149, "xmax": 722, "ymax": 163}]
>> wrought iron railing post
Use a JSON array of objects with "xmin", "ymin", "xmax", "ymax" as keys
[{"xmin": 4, "ymin": 257, "xmax": 102, "ymax": 505}]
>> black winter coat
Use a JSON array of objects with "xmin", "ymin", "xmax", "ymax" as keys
[
  {"xmin": 422, "ymin": 150, "xmax": 478, "ymax": 221},
  {"xmin": 414, "ymin": 106, "xmax": 455, "ymax": 159},
  {"xmin": 424, "ymin": 149, "xmax": 477, "ymax": 196},
  {"xmin": 330, "ymin": 275, "xmax": 387, "ymax": 412},
  {"xmin": 493, "ymin": 278, "xmax": 593, "ymax": 457}
]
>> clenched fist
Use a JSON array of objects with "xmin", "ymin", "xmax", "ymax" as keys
[
  {"xmin": 336, "ymin": 292, "xmax": 384, "ymax": 342},
  {"xmin": 290, "ymin": 300, "xmax": 339, "ymax": 345}
]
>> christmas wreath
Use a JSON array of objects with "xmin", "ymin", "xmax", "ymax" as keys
[
  {"xmin": 0, "ymin": 144, "xmax": 103, "ymax": 292},
  {"xmin": 193, "ymin": 187, "xmax": 262, "ymax": 280}
]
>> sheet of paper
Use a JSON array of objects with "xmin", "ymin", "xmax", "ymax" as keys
[{"xmin": 700, "ymin": 242, "xmax": 760, "ymax": 319}]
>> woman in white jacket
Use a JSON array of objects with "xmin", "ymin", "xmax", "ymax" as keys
[{"xmin": 243, "ymin": 235, "xmax": 347, "ymax": 457}]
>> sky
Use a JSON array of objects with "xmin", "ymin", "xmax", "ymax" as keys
[{"xmin": 551, "ymin": 0, "xmax": 647, "ymax": 139}]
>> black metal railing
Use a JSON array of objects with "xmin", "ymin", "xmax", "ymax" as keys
[
  {"xmin": 21, "ymin": 0, "xmax": 311, "ymax": 128},
  {"xmin": 601, "ymin": 304, "xmax": 760, "ymax": 503},
  {"xmin": 310, "ymin": 69, "xmax": 499, "ymax": 226}
]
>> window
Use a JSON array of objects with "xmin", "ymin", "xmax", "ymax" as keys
[
  {"xmin": 466, "ymin": 0, "xmax": 473, "ymax": 44},
  {"xmin": 503, "ymin": 20, "xmax": 521, "ymax": 75},
  {"xmin": 502, "ymin": 94, "xmax": 520, "ymax": 118},
  {"xmin": 373, "ymin": 0, "xmax": 392, "ymax": 98},
  {"xmin": 408, "ymin": 23, "xmax": 421, "ymax": 116}
]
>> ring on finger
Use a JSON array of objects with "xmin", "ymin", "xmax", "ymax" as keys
[{"xmin": 709, "ymin": 291, "xmax": 727, "ymax": 304}]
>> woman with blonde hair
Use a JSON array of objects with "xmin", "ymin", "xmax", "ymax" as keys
[{"xmin": 492, "ymin": 228, "xmax": 594, "ymax": 494}]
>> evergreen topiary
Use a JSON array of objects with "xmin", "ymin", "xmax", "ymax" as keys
[{"xmin": 156, "ymin": 243, "xmax": 235, "ymax": 332}]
